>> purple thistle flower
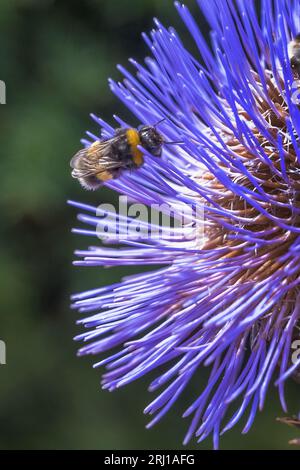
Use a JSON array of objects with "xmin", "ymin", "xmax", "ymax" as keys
[{"xmin": 69, "ymin": 0, "xmax": 300, "ymax": 448}]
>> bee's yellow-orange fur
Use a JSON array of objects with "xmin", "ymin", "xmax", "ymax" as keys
[
  {"xmin": 126, "ymin": 128, "xmax": 144, "ymax": 167},
  {"xmin": 96, "ymin": 170, "xmax": 113, "ymax": 182}
]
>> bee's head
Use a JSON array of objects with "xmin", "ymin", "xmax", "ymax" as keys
[{"xmin": 138, "ymin": 126, "xmax": 163, "ymax": 157}]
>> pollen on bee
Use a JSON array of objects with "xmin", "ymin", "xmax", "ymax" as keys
[
  {"xmin": 126, "ymin": 128, "xmax": 144, "ymax": 167},
  {"xmin": 96, "ymin": 170, "xmax": 113, "ymax": 182}
]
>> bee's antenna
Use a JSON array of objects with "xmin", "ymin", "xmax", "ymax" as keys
[
  {"xmin": 152, "ymin": 116, "xmax": 185, "ymax": 145},
  {"xmin": 153, "ymin": 117, "xmax": 167, "ymax": 127},
  {"xmin": 153, "ymin": 114, "xmax": 185, "ymax": 129}
]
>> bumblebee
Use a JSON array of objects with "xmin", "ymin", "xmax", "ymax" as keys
[
  {"xmin": 70, "ymin": 126, "xmax": 164, "ymax": 190},
  {"xmin": 288, "ymin": 34, "xmax": 300, "ymax": 77}
]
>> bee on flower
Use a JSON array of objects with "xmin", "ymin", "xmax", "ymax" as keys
[{"xmin": 69, "ymin": 0, "xmax": 300, "ymax": 449}]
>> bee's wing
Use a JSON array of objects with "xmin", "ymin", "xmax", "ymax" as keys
[
  {"xmin": 70, "ymin": 138, "xmax": 126, "ymax": 178},
  {"xmin": 70, "ymin": 148, "xmax": 89, "ymax": 171},
  {"xmin": 70, "ymin": 139, "xmax": 127, "ymax": 179}
]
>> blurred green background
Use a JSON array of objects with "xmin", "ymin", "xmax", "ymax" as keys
[{"xmin": 0, "ymin": 0, "xmax": 299, "ymax": 450}]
